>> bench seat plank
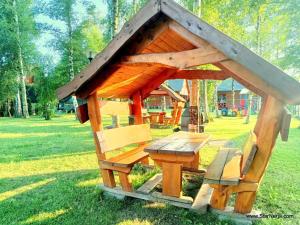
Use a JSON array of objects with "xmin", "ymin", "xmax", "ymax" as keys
[
  {"xmin": 204, "ymin": 148, "xmax": 241, "ymax": 185},
  {"xmin": 220, "ymin": 149, "xmax": 242, "ymax": 185},
  {"xmin": 114, "ymin": 151, "xmax": 149, "ymax": 167},
  {"xmin": 204, "ymin": 149, "xmax": 229, "ymax": 184},
  {"xmin": 100, "ymin": 145, "xmax": 149, "ymax": 168}
]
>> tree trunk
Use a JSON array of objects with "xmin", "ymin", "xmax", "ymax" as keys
[
  {"xmin": 255, "ymin": 8, "xmax": 263, "ymax": 114},
  {"xmin": 110, "ymin": 0, "xmax": 119, "ymax": 39},
  {"xmin": 6, "ymin": 99, "xmax": 12, "ymax": 117},
  {"xmin": 231, "ymin": 79, "xmax": 235, "ymax": 110},
  {"xmin": 202, "ymin": 80, "xmax": 209, "ymax": 122},
  {"xmin": 193, "ymin": 0, "xmax": 209, "ymax": 123},
  {"xmin": 162, "ymin": 96, "xmax": 166, "ymax": 111},
  {"xmin": 15, "ymin": 89, "xmax": 22, "ymax": 117},
  {"xmin": 214, "ymin": 82, "xmax": 220, "ymax": 118},
  {"xmin": 244, "ymin": 94, "xmax": 252, "ymax": 124},
  {"xmin": 13, "ymin": 0, "xmax": 29, "ymax": 118},
  {"xmin": 66, "ymin": 8, "xmax": 78, "ymax": 116},
  {"xmin": 132, "ymin": 0, "xmax": 138, "ymax": 14}
]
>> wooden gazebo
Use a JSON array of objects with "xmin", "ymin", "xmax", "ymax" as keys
[{"xmin": 57, "ymin": 0, "xmax": 300, "ymax": 215}]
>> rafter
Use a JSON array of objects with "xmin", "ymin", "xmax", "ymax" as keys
[{"xmin": 140, "ymin": 69, "xmax": 177, "ymax": 99}]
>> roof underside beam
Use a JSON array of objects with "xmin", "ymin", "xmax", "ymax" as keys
[
  {"xmin": 170, "ymin": 69, "xmax": 230, "ymax": 80},
  {"xmin": 122, "ymin": 47, "xmax": 228, "ymax": 69}
]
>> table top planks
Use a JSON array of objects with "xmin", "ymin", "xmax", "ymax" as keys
[{"xmin": 145, "ymin": 131, "xmax": 210, "ymax": 155}]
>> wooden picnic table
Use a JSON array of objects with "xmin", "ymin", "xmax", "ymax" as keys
[{"xmin": 144, "ymin": 131, "xmax": 210, "ymax": 198}]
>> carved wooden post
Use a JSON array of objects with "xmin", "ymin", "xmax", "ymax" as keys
[
  {"xmin": 234, "ymin": 95, "xmax": 284, "ymax": 213},
  {"xmin": 87, "ymin": 93, "xmax": 116, "ymax": 188}
]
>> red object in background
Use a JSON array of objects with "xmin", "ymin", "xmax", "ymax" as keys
[{"xmin": 240, "ymin": 99, "xmax": 245, "ymax": 108}]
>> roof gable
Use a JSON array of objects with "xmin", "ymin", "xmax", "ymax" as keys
[{"xmin": 57, "ymin": 0, "xmax": 300, "ymax": 105}]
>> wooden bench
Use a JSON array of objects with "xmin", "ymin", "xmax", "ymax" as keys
[
  {"xmin": 95, "ymin": 124, "xmax": 152, "ymax": 192},
  {"xmin": 204, "ymin": 131, "xmax": 258, "ymax": 210}
]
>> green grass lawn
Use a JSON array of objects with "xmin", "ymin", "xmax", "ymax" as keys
[{"xmin": 0, "ymin": 114, "xmax": 299, "ymax": 225}]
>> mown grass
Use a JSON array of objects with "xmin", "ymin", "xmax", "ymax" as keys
[{"xmin": 0, "ymin": 114, "xmax": 299, "ymax": 225}]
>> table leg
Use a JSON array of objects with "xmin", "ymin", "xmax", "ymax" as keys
[
  {"xmin": 162, "ymin": 162, "xmax": 182, "ymax": 197},
  {"xmin": 190, "ymin": 152, "xmax": 200, "ymax": 170}
]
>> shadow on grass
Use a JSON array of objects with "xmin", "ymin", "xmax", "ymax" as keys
[{"xmin": 0, "ymin": 169, "xmax": 233, "ymax": 225}]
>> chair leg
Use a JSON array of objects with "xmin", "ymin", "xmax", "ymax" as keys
[
  {"xmin": 118, "ymin": 172, "xmax": 132, "ymax": 192},
  {"xmin": 101, "ymin": 169, "xmax": 116, "ymax": 188},
  {"xmin": 210, "ymin": 185, "xmax": 230, "ymax": 210}
]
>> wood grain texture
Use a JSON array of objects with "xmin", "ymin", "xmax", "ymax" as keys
[
  {"xmin": 204, "ymin": 149, "xmax": 229, "ymax": 184},
  {"xmin": 123, "ymin": 47, "xmax": 227, "ymax": 69},
  {"xmin": 241, "ymin": 131, "xmax": 258, "ymax": 176},
  {"xmin": 169, "ymin": 69, "xmax": 230, "ymax": 80},
  {"xmin": 220, "ymin": 150, "xmax": 242, "ymax": 185}
]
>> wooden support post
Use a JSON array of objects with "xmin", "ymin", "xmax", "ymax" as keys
[
  {"xmin": 234, "ymin": 95, "xmax": 284, "ymax": 213},
  {"xmin": 189, "ymin": 80, "xmax": 201, "ymax": 132},
  {"xmin": 132, "ymin": 91, "xmax": 143, "ymax": 125},
  {"xmin": 162, "ymin": 162, "xmax": 182, "ymax": 197},
  {"xmin": 118, "ymin": 172, "xmax": 133, "ymax": 192},
  {"xmin": 210, "ymin": 185, "xmax": 230, "ymax": 210},
  {"xmin": 234, "ymin": 191, "xmax": 257, "ymax": 214},
  {"xmin": 87, "ymin": 93, "xmax": 116, "ymax": 188}
]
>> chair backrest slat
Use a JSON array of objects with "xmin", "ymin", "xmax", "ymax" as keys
[
  {"xmin": 241, "ymin": 131, "xmax": 258, "ymax": 176},
  {"xmin": 95, "ymin": 124, "xmax": 152, "ymax": 153}
]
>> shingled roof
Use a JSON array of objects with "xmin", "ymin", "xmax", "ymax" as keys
[{"xmin": 57, "ymin": 0, "xmax": 300, "ymax": 105}]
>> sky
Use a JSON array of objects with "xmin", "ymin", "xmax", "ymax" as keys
[{"xmin": 35, "ymin": 0, "xmax": 107, "ymax": 65}]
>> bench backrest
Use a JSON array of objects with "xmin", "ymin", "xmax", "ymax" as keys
[
  {"xmin": 241, "ymin": 131, "xmax": 258, "ymax": 176},
  {"xmin": 95, "ymin": 124, "xmax": 152, "ymax": 153}
]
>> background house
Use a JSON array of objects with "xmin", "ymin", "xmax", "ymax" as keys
[
  {"xmin": 146, "ymin": 84, "xmax": 186, "ymax": 109},
  {"xmin": 217, "ymin": 78, "xmax": 259, "ymax": 115}
]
